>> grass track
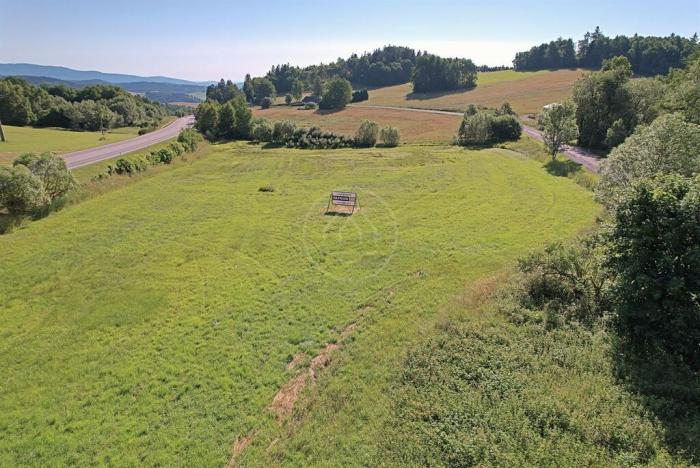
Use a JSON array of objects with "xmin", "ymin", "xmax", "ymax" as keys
[{"xmin": 0, "ymin": 142, "xmax": 598, "ymax": 465}]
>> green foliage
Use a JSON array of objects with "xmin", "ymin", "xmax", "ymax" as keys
[
  {"xmin": 0, "ymin": 164, "xmax": 47, "ymax": 215},
  {"xmin": 411, "ymin": 54, "xmax": 477, "ymax": 92},
  {"xmin": 379, "ymin": 126, "xmax": 400, "ymax": 147},
  {"xmin": 217, "ymin": 103, "xmax": 237, "ymax": 139},
  {"xmin": 285, "ymin": 126, "xmax": 356, "ymax": 149},
  {"xmin": 12, "ymin": 152, "xmax": 76, "ymax": 200},
  {"xmin": 514, "ymin": 28, "xmax": 697, "ymax": 76},
  {"xmin": 319, "ymin": 77, "xmax": 352, "ymax": 110},
  {"xmin": 312, "ymin": 76, "xmax": 324, "ymax": 97},
  {"xmin": 0, "ymin": 77, "xmax": 166, "ymax": 130},
  {"xmin": 497, "ymin": 101, "xmax": 515, "ymax": 115},
  {"xmin": 291, "ymin": 80, "xmax": 304, "ymax": 101},
  {"xmin": 664, "ymin": 52, "xmax": 700, "ymax": 124},
  {"xmin": 243, "ymin": 74, "xmax": 255, "ymax": 103},
  {"xmin": 457, "ymin": 107, "xmax": 521, "ymax": 145},
  {"xmin": 205, "ymin": 79, "xmax": 243, "ymax": 104},
  {"xmin": 194, "ymin": 101, "xmax": 219, "ymax": 138},
  {"xmin": 271, "ymin": 120, "xmax": 297, "ymax": 144},
  {"xmin": 260, "ymin": 97, "xmax": 272, "ymax": 109},
  {"xmin": 251, "ymin": 119, "xmax": 273, "ymax": 142},
  {"xmin": 251, "ymin": 77, "xmax": 276, "ymax": 105},
  {"xmin": 538, "ymin": 101, "xmax": 579, "ymax": 158},
  {"xmin": 355, "ymin": 120, "xmax": 379, "ymax": 147},
  {"xmin": 351, "ymin": 89, "xmax": 369, "ymax": 103},
  {"xmin": 195, "ymin": 97, "xmax": 252, "ymax": 140},
  {"xmin": 177, "ymin": 128, "xmax": 203, "ymax": 152},
  {"xmin": 596, "ymin": 113, "xmax": 700, "ymax": 208},
  {"xmin": 607, "ymin": 174, "xmax": 700, "ymax": 367},
  {"xmin": 284, "ymin": 94, "xmax": 292, "ymax": 105}
]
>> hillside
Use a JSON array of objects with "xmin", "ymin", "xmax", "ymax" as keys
[{"xmin": 0, "ymin": 142, "xmax": 598, "ymax": 465}]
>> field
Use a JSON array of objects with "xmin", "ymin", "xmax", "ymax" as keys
[
  {"xmin": 0, "ymin": 125, "xmax": 141, "ymax": 165},
  {"xmin": 356, "ymin": 68, "xmax": 587, "ymax": 115},
  {"xmin": 0, "ymin": 141, "xmax": 599, "ymax": 465},
  {"xmin": 253, "ymin": 106, "xmax": 461, "ymax": 144}
]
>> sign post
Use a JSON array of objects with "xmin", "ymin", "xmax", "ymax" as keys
[{"xmin": 326, "ymin": 191, "xmax": 358, "ymax": 214}]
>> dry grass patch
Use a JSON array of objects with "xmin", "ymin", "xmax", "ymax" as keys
[
  {"xmin": 252, "ymin": 106, "xmax": 461, "ymax": 144},
  {"xmin": 357, "ymin": 69, "xmax": 587, "ymax": 115}
]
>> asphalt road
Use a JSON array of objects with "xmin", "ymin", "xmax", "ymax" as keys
[
  {"xmin": 354, "ymin": 105, "xmax": 601, "ymax": 172},
  {"xmin": 62, "ymin": 115, "xmax": 195, "ymax": 169}
]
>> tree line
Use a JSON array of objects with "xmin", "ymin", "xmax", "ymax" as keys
[
  {"xmin": 0, "ymin": 77, "xmax": 168, "ymax": 131},
  {"xmin": 513, "ymin": 28, "xmax": 698, "ymax": 76}
]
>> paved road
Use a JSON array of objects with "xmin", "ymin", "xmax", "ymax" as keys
[
  {"xmin": 354, "ymin": 105, "xmax": 601, "ymax": 172},
  {"xmin": 63, "ymin": 116, "xmax": 195, "ymax": 169}
]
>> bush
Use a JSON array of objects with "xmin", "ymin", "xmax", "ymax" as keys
[
  {"xmin": 319, "ymin": 77, "xmax": 352, "ymax": 110},
  {"xmin": 351, "ymin": 89, "xmax": 369, "ymax": 103},
  {"xmin": 607, "ymin": 174, "xmax": 700, "ymax": 368},
  {"xmin": 285, "ymin": 94, "xmax": 293, "ymax": 105},
  {"xmin": 303, "ymin": 102, "xmax": 317, "ymax": 110},
  {"xmin": 177, "ymin": 128, "xmax": 202, "ymax": 152},
  {"xmin": 285, "ymin": 126, "xmax": 355, "ymax": 149},
  {"xmin": 260, "ymin": 97, "xmax": 273, "ymax": 109},
  {"xmin": 13, "ymin": 152, "xmax": 76, "ymax": 200},
  {"xmin": 0, "ymin": 165, "xmax": 48, "ymax": 215},
  {"xmin": 252, "ymin": 119, "xmax": 273, "ymax": 142},
  {"xmin": 379, "ymin": 126, "xmax": 400, "ymax": 147},
  {"xmin": 272, "ymin": 120, "xmax": 297, "ymax": 143},
  {"xmin": 355, "ymin": 120, "xmax": 379, "ymax": 147},
  {"xmin": 490, "ymin": 115, "xmax": 522, "ymax": 141}
]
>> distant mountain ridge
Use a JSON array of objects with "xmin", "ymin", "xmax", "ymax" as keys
[{"xmin": 0, "ymin": 63, "xmax": 214, "ymax": 86}]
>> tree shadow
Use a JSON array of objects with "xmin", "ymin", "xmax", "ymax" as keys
[
  {"xmin": 324, "ymin": 210, "xmax": 354, "ymax": 217},
  {"xmin": 544, "ymin": 158, "xmax": 582, "ymax": 177},
  {"xmin": 406, "ymin": 85, "xmax": 476, "ymax": 101},
  {"xmin": 313, "ymin": 108, "xmax": 345, "ymax": 116},
  {"xmin": 614, "ymin": 345, "xmax": 700, "ymax": 463}
]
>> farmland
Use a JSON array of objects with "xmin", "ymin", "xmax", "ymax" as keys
[
  {"xmin": 356, "ymin": 69, "xmax": 587, "ymax": 115},
  {"xmin": 0, "ymin": 141, "xmax": 599, "ymax": 465},
  {"xmin": 252, "ymin": 106, "xmax": 462, "ymax": 143}
]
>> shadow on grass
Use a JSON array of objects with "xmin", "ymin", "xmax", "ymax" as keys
[
  {"xmin": 544, "ymin": 158, "xmax": 582, "ymax": 177},
  {"xmin": 614, "ymin": 346, "xmax": 700, "ymax": 463},
  {"xmin": 324, "ymin": 210, "xmax": 354, "ymax": 217},
  {"xmin": 313, "ymin": 108, "xmax": 346, "ymax": 116},
  {"xmin": 406, "ymin": 85, "xmax": 476, "ymax": 101}
]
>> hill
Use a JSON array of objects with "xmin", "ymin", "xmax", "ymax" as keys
[{"xmin": 0, "ymin": 63, "xmax": 212, "ymax": 86}]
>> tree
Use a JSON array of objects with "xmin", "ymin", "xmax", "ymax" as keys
[
  {"xmin": 607, "ymin": 174, "xmax": 700, "ymax": 368},
  {"xmin": 538, "ymin": 101, "xmax": 579, "ymax": 159},
  {"xmin": 272, "ymin": 120, "xmax": 296, "ymax": 143},
  {"xmin": 217, "ymin": 102, "xmax": 237, "ymax": 138},
  {"xmin": 0, "ymin": 164, "xmax": 47, "ymax": 215},
  {"xmin": 411, "ymin": 54, "xmax": 477, "ymax": 93},
  {"xmin": 251, "ymin": 119, "xmax": 273, "ymax": 142},
  {"xmin": 13, "ymin": 153, "xmax": 75, "ymax": 200},
  {"xmin": 319, "ymin": 77, "xmax": 352, "ymax": 110},
  {"xmin": 355, "ymin": 120, "xmax": 379, "ymax": 147},
  {"xmin": 285, "ymin": 94, "xmax": 292, "ymax": 105},
  {"xmin": 291, "ymin": 80, "xmax": 304, "ymax": 101},
  {"xmin": 243, "ymin": 74, "xmax": 255, "ymax": 103},
  {"xmin": 312, "ymin": 76, "xmax": 324, "ymax": 97},
  {"xmin": 194, "ymin": 101, "xmax": 219, "ymax": 138},
  {"xmin": 251, "ymin": 78, "xmax": 276, "ymax": 105},
  {"xmin": 232, "ymin": 97, "xmax": 253, "ymax": 139},
  {"xmin": 596, "ymin": 113, "xmax": 700, "ymax": 208}
]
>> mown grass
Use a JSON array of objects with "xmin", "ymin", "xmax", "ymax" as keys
[
  {"xmin": 252, "ymin": 105, "xmax": 461, "ymax": 144},
  {"xmin": 0, "ymin": 142, "xmax": 598, "ymax": 465},
  {"xmin": 356, "ymin": 69, "xmax": 587, "ymax": 115},
  {"xmin": 0, "ymin": 125, "xmax": 140, "ymax": 165}
]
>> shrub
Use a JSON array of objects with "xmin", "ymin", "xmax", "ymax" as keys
[
  {"xmin": 114, "ymin": 158, "xmax": 134, "ymax": 175},
  {"xmin": 285, "ymin": 94, "xmax": 293, "ymax": 105},
  {"xmin": 607, "ymin": 174, "xmax": 700, "ymax": 367},
  {"xmin": 490, "ymin": 115, "xmax": 522, "ymax": 141},
  {"xmin": 13, "ymin": 152, "xmax": 76, "ymax": 200},
  {"xmin": 303, "ymin": 102, "xmax": 317, "ymax": 110},
  {"xmin": 351, "ymin": 89, "xmax": 369, "ymax": 103},
  {"xmin": 169, "ymin": 142, "xmax": 185, "ymax": 157},
  {"xmin": 260, "ymin": 97, "xmax": 273, "ymax": 109},
  {"xmin": 177, "ymin": 128, "xmax": 203, "ymax": 152},
  {"xmin": 154, "ymin": 148, "xmax": 174, "ymax": 164},
  {"xmin": 285, "ymin": 126, "xmax": 355, "ymax": 149},
  {"xmin": 272, "ymin": 120, "xmax": 297, "ymax": 143},
  {"xmin": 252, "ymin": 119, "xmax": 273, "ymax": 142},
  {"xmin": 0, "ymin": 165, "xmax": 48, "ymax": 215},
  {"xmin": 379, "ymin": 126, "xmax": 400, "ymax": 147},
  {"xmin": 355, "ymin": 120, "xmax": 379, "ymax": 147},
  {"xmin": 319, "ymin": 77, "xmax": 352, "ymax": 109}
]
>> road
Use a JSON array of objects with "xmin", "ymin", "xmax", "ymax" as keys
[
  {"xmin": 354, "ymin": 105, "xmax": 601, "ymax": 172},
  {"xmin": 62, "ymin": 115, "xmax": 195, "ymax": 169}
]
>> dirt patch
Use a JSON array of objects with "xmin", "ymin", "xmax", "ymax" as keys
[
  {"xmin": 286, "ymin": 352, "xmax": 306, "ymax": 371},
  {"xmin": 226, "ymin": 430, "xmax": 257, "ymax": 467}
]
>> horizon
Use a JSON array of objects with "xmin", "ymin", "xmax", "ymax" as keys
[{"xmin": 1, "ymin": 0, "xmax": 698, "ymax": 82}]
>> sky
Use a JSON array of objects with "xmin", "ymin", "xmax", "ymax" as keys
[{"xmin": 1, "ymin": 0, "xmax": 698, "ymax": 82}]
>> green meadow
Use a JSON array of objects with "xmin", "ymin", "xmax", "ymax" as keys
[{"xmin": 0, "ymin": 142, "xmax": 599, "ymax": 465}]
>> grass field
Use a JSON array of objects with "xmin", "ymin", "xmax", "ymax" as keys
[
  {"xmin": 252, "ymin": 106, "xmax": 461, "ymax": 144},
  {"xmin": 0, "ymin": 126, "xmax": 141, "ymax": 165},
  {"xmin": 0, "ymin": 141, "xmax": 598, "ymax": 465},
  {"xmin": 356, "ymin": 69, "xmax": 587, "ymax": 115}
]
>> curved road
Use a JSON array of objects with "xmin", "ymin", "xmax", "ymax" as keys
[
  {"xmin": 63, "ymin": 116, "xmax": 195, "ymax": 169},
  {"xmin": 354, "ymin": 105, "xmax": 601, "ymax": 172}
]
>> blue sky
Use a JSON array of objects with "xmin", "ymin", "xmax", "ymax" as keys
[{"xmin": 1, "ymin": 0, "xmax": 698, "ymax": 81}]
